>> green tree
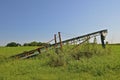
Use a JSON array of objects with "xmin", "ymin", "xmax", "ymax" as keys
[
  {"xmin": 23, "ymin": 43, "xmax": 29, "ymax": 46},
  {"xmin": 29, "ymin": 41, "xmax": 38, "ymax": 46},
  {"xmin": 23, "ymin": 41, "xmax": 50, "ymax": 46},
  {"xmin": 6, "ymin": 42, "xmax": 21, "ymax": 47}
]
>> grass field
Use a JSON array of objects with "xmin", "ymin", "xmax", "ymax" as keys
[{"xmin": 0, "ymin": 45, "xmax": 120, "ymax": 80}]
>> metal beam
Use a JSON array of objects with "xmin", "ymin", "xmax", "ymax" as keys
[{"xmin": 51, "ymin": 29, "xmax": 107, "ymax": 46}]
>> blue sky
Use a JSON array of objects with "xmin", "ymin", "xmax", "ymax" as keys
[{"xmin": 0, "ymin": 0, "xmax": 120, "ymax": 46}]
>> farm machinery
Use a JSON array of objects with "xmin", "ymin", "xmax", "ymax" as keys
[{"xmin": 10, "ymin": 29, "xmax": 108, "ymax": 59}]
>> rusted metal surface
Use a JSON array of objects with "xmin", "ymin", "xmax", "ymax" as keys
[
  {"xmin": 54, "ymin": 34, "xmax": 57, "ymax": 48},
  {"xmin": 10, "ymin": 29, "xmax": 108, "ymax": 59},
  {"xmin": 51, "ymin": 29, "xmax": 107, "ymax": 46},
  {"xmin": 58, "ymin": 32, "xmax": 63, "ymax": 50},
  {"xmin": 10, "ymin": 47, "xmax": 44, "ymax": 59}
]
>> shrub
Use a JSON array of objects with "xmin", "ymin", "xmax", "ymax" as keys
[
  {"xmin": 47, "ymin": 49, "xmax": 67, "ymax": 67},
  {"xmin": 46, "ymin": 43, "xmax": 111, "ymax": 67},
  {"xmin": 69, "ymin": 43, "xmax": 111, "ymax": 60}
]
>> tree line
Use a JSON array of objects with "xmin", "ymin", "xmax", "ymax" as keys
[{"xmin": 6, "ymin": 41, "xmax": 50, "ymax": 47}]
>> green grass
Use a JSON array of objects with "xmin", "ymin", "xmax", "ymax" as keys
[
  {"xmin": 0, "ymin": 46, "xmax": 38, "ymax": 57},
  {"xmin": 0, "ymin": 45, "xmax": 120, "ymax": 80}
]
